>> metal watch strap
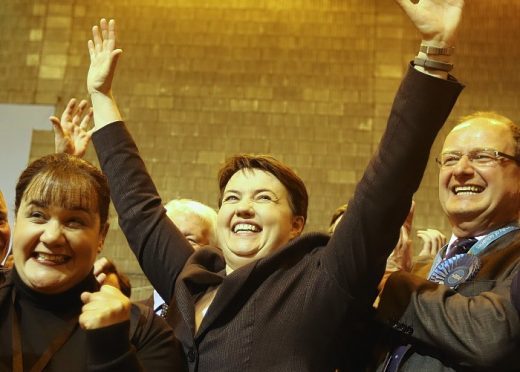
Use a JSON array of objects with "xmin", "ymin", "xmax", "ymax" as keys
[{"xmin": 420, "ymin": 44, "xmax": 454, "ymax": 56}]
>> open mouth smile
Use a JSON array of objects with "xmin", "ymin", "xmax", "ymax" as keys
[
  {"xmin": 452, "ymin": 185, "xmax": 484, "ymax": 195},
  {"xmin": 33, "ymin": 252, "xmax": 70, "ymax": 265},
  {"xmin": 232, "ymin": 223, "xmax": 262, "ymax": 234}
]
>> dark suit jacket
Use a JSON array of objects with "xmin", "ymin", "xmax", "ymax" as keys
[
  {"xmin": 375, "ymin": 229, "xmax": 520, "ymax": 371},
  {"xmin": 92, "ymin": 65, "xmax": 462, "ymax": 371},
  {"xmin": 511, "ymin": 265, "xmax": 520, "ymax": 313}
]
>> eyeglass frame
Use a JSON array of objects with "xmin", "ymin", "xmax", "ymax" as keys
[{"xmin": 435, "ymin": 148, "xmax": 520, "ymax": 168}]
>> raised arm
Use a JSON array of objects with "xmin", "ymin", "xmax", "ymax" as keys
[
  {"xmin": 87, "ymin": 19, "xmax": 193, "ymax": 301},
  {"xmin": 323, "ymin": 0, "xmax": 464, "ymax": 303}
]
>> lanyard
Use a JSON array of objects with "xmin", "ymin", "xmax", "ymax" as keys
[
  {"xmin": 11, "ymin": 289, "xmax": 79, "ymax": 372},
  {"xmin": 467, "ymin": 224, "xmax": 520, "ymax": 256}
]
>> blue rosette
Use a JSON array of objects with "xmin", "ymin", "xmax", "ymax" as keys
[{"xmin": 429, "ymin": 254, "xmax": 481, "ymax": 289}]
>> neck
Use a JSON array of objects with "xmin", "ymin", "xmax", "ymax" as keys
[
  {"xmin": 12, "ymin": 268, "xmax": 99, "ymax": 312},
  {"xmin": 451, "ymin": 220, "xmax": 518, "ymax": 238}
]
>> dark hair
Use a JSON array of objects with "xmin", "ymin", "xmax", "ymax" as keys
[
  {"xmin": 15, "ymin": 153, "xmax": 110, "ymax": 228},
  {"xmin": 457, "ymin": 111, "xmax": 520, "ymax": 158},
  {"xmin": 217, "ymin": 154, "xmax": 308, "ymax": 222}
]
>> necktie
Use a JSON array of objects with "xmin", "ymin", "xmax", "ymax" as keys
[{"xmin": 444, "ymin": 237, "xmax": 477, "ymax": 260}]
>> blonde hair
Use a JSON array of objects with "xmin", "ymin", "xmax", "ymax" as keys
[{"xmin": 164, "ymin": 199, "xmax": 217, "ymax": 246}]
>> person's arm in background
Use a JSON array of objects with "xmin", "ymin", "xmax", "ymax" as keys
[
  {"xmin": 51, "ymin": 98, "xmax": 93, "ymax": 157},
  {"xmin": 411, "ymin": 228, "xmax": 446, "ymax": 278}
]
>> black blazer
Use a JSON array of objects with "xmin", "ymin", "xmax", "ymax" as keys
[{"xmin": 92, "ymin": 65, "xmax": 463, "ymax": 371}]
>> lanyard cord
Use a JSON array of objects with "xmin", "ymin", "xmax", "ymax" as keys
[{"xmin": 11, "ymin": 289, "xmax": 80, "ymax": 372}]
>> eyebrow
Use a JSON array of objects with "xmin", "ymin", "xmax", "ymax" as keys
[{"xmin": 224, "ymin": 188, "xmax": 277, "ymax": 195}]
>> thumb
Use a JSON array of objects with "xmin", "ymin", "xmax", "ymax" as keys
[
  {"xmin": 110, "ymin": 49, "xmax": 123, "ymax": 70},
  {"xmin": 50, "ymin": 116, "xmax": 64, "ymax": 136},
  {"xmin": 81, "ymin": 291, "xmax": 92, "ymax": 304}
]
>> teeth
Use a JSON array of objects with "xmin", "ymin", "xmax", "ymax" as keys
[
  {"xmin": 454, "ymin": 185, "xmax": 483, "ymax": 195},
  {"xmin": 233, "ymin": 223, "xmax": 261, "ymax": 233},
  {"xmin": 34, "ymin": 253, "xmax": 69, "ymax": 264}
]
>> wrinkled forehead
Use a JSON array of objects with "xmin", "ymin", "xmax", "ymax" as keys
[
  {"xmin": 22, "ymin": 172, "xmax": 99, "ymax": 214},
  {"xmin": 443, "ymin": 119, "xmax": 515, "ymax": 152}
]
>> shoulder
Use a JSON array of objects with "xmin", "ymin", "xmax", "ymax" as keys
[
  {"xmin": 127, "ymin": 302, "xmax": 186, "ymax": 370},
  {"xmin": 481, "ymin": 229, "xmax": 520, "ymax": 266},
  {"xmin": 285, "ymin": 232, "xmax": 330, "ymax": 253},
  {"xmin": 256, "ymin": 232, "xmax": 331, "ymax": 271}
]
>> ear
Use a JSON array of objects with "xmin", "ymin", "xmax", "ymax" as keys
[
  {"xmin": 289, "ymin": 215, "xmax": 305, "ymax": 239},
  {"xmin": 97, "ymin": 222, "xmax": 110, "ymax": 254}
]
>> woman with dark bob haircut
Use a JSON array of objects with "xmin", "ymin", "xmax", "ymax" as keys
[
  {"xmin": 73, "ymin": 1, "xmax": 464, "ymax": 370},
  {"xmin": 0, "ymin": 153, "xmax": 183, "ymax": 371}
]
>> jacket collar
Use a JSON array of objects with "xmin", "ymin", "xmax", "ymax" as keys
[{"xmin": 173, "ymin": 233, "xmax": 330, "ymax": 338}]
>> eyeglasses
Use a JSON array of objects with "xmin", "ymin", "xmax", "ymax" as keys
[{"xmin": 436, "ymin": 149, "xmax": 520, "ymax": 168}]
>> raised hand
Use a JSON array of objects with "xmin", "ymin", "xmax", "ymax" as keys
[
  {"xmin": 50, "ymin": 98, "xmax": 93, "ymax": 157},
  {"xmin": 386, "ymin": 224, "xmax": 414, "ymax": 273},
  {"xmin": 394, "ymin": 0, "xmax": 464, "ymax": 46},
  {"xmin": 87, "ymin": 18, "xmax": 122, "ymax": 96},
  {"xmin": 80, "ymin": 284, "xmax": 131, "ymax": 330},
  {"xmin": 417, "ymin": 228, "xmax": 446, "ymax": 257}
]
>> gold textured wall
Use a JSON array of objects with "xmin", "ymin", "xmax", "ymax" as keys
[{"xmin": 1, "ymin": 0, "xmax": 519, "ymax": 298}]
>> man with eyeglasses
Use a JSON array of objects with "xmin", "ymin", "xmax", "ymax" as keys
[{"xmin": 374, "ymin": 111, "xmax": 520, "ymax": 371}]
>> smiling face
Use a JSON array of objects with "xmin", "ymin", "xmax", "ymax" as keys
[
  {"xmin": 13, "ymin": 191, "xmax": 106, "ymax": 294},
  {"xmin": 217, "ymin": 169, "xmax": 304, "ymax": 272},
  {"xmin": 439, "ymin": 118, "xmax": 520, "ymax": 236},
  {"xmin": 0, "ymin": 191, "xmax": 11, "ymax": 262},
  {"xmin": 12, "ymin": 153, "xmax": 110, "ymax": 294}
]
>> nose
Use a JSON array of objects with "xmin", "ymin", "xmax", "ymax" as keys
[
  {"xmin": 40, "ymin": 220, "xmax": 65, "ymax": 246},
  {"xmin": 452, "ymin": 154, "xmax": 475, "ymax": 177},
  {"xmin": 235, "ymin": 198, "xmax": 254, "ymax": 218}
]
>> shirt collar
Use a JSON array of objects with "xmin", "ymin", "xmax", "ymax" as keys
[{"xmin": 153, "ymin": 289, "xmax": 165, "ymax": 310}]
